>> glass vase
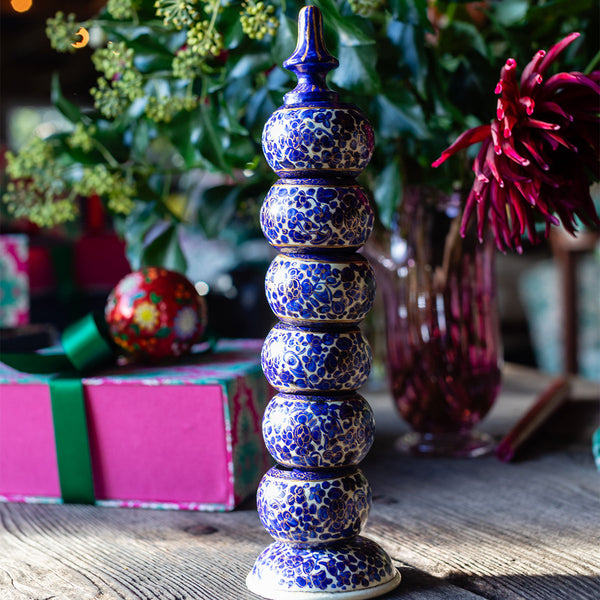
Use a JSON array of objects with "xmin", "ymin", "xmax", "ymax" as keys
[{"xmin": 369, "ymin": 187, "xmax": 502, "ymax": 457}]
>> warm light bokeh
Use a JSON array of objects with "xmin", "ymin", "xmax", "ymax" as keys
[
  {"xmin": 11, "ymin": 0, "xmax": 33, "ymax": 13},
  {"xmin": 72, "ymin": 27, "xmax": 90, "ymax": 49}
]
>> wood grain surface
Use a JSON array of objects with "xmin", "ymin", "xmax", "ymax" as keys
[{"xmin": 1, "ymin": 366, "xmax": 599, "ymax": 600}]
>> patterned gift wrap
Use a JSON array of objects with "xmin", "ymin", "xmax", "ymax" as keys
[
  {"xmin": 0, "ymin": 234, "xmax": 29, "ymax": 327},
  {"xmin": 0, "ymin": 339, "xmax": 272, "ymax": 511}
]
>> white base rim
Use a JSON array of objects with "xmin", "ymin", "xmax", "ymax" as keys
[{"xmin": 246, "ymin": 569, "xmax": 401, "ymax": 600}]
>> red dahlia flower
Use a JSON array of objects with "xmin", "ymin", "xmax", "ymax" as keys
[{"xmin": 433, "ymin": 32, "xmax": 600, "ymax": 252}]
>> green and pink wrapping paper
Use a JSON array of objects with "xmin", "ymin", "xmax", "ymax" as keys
[
  {"xmin": 0, "ymin": 339, "xmax": 271, "ymax": 511},
  {"xmin": 0, "ymin": 234, "xmax": 29, "ymax": 327}
]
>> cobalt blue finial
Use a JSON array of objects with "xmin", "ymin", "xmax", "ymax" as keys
[{"xmin": 283, "ymin": 6, "xmax": 339, "ymax": 104}]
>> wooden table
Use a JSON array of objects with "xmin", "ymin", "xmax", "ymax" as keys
[{"xmin": 1, "ymin": 366, "xmax": 599, "ymax": 600}]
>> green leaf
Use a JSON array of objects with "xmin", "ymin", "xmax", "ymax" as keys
[
  {"xmin": 110, "ymin": 25, "xmax": 186, "ymax": 54},
  {"xmin": 196, "ymin": 185, "xmax": 242, "ymax": 238},
  {"xmin": 220, "ymin": 7, "xmax": 245, "ymax": 49},
  {"xmin": 150, "ymin": 291, "xmax": 162, "ymax": 303},
  {"xmin": 130, "ymin": 119, "xmax": 152, "ymax": 161},
  {"xmin": 51, "ymin": 74, "xmax": 83, "ymax": 124},
  {"xmin": 245, "ymin": 87, "xmax": 276, "ymax": 132},
  {"xmin": 197, "ymin": 103, "xmax": 230, "ymax": 173},
  {"xmin": 229, "ymin": 53, "xmax": 273, "ymax": 79},
  {"xmin": 272, "ymin": 15, "xmax": 297, "ymax": 65},
  {"xmin": 223, "ymin": 138, "xmax": 257, "ymax": 169},
  {"xmin": 218, "ymin": 94, "xmax": 249, "ymax": 136},
  {"xmin": 163, "ymin": 109, "xmax": 196, "ymax": 168},
  {"xmin": 388, "ymin": 0, "xmax": 430, "ymax": 25},
  {"xmin": 494, "ymin": 0, "xmax": 530, "ymax": 27},
  {"xmin": 115, "ymin": 202, "xmax": 161, "ymax": 270},
  {"xmin": 155, "ymin": 327, "xmax": 171, "ymax": 338},
  {"xmin": 374, "ymin": 158, "xmax": 403, "ymax": 230},
  {"xmin": 266, "ymin": 66, "xmax": 292, "ymax": 92},
  {"xmin": 133, "ymin": 52, "xmax": 173, "ymax": 73},
  {"xmin": 375, "ymin": 94, "xmax": 428, "ymax": 139},
  {"xmin": 330, "ymin": 44, "xmax": 380, "ymax": 94},
  {"xmin": 313, "ymin": 0, "xmax": 374, "ymax": 46},
  {"xmin": 141, "ymin": 223, "xmax": 187, "ymax": 272},
  {"xmin": 386, "ymin": 20, "xmax": 426, "ymax": 89},
  {"xmin": 439, "ymin": 21, "xmax": 489, "ymax": 60}
]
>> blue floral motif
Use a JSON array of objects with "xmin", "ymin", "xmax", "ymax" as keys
[
  {"xmin": 256, "ymin": 466, "xmax": 371, "ymax": 544},
  {"xmin": 261, "ymin": 324, "xmax": 372, "ymax": 393},
  {"xmin": 265, "ymin": 255, "xmax": 375, "ymax": 325},
  {"xmin": 262, "ymin": 107, "xmax": 374, "ymax": 176},
  {"xmin": 247, "ymin": 537, "xmax": 397, "ymax": 593},
  {"xmin": 262, "ymin": 393, "xmax": 375, "ymax": 468},
  {"xmin": 261, "ymin": 181, "xmax": 374, "ymax": 251}
]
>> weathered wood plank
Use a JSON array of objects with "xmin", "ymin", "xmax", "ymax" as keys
[{"xmin": 1, "ymin": 367, "xmax": 599, "ymax": 600}]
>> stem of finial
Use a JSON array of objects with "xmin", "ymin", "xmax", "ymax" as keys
[{"xmin": 283, "ymin": 6, "xmax": 339, "ymax": 104}]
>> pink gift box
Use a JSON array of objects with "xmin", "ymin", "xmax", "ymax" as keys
[{"xmin": 0, "ymin": 339, "xmax": 271, "ymax": 511}]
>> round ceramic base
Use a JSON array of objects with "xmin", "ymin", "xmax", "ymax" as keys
[
  {"xmin": 246, "ymin": 536, "xmax": 401, "ymax": 600},
  {"xmin": 396, "ymin": 431, "xmax": 495, "ymax": 458}
]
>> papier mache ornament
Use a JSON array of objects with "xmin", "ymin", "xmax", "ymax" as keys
[
  {"xmin": 246, "ymin": 7, "xmax": 401, "ymax": 600},
  {"xmin": 106, "ymin": 267, "xmax": 208, "ymax": 362}
]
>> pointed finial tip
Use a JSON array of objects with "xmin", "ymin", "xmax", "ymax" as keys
[
  {"xmin": 283, "ymin": 4, "xmax": 338, "ymax": 73},
  {"xmin": 282, "ymin": 5, "xmax": 339, "ymax": 103}
]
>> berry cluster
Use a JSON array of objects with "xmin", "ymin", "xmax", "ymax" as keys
[
  {"xmin": 172, "ymin": 20, "xmax": 224, "ymax": 79},
  {"xmin": 106, "ymin": 0, "xmax": 140, "ymax": 20},
  {"xmin": 145, "ymin": 94, "xmax": 200, "ymax": 122},
  {"xmin": 348, "ymin": 0, "xmax": 384, "ymax": 18},
  {"xmin": 91, "ymin": 42, "xmax": 145, "ymax": 118},
  {"xmin": 154, "ymin": 0, "xmax": 200, "ymax": 29},
  {"xmin": 240, "ymin": 1, "xmax": 279, "ymax": 40},
  {"xmin": 4, "ymin": 138, "xmax": 78, "ymax": 226},
  {"xmin": 46, "ymin": 12, "xmax": 82, "ymax": 53},
  {"xmin": 67, "ymin": 123, "xmax": 97, "ymax": 153}
]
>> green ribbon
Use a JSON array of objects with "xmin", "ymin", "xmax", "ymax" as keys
[
  {"xmin": 49, "ymin": 376, "xmax": 96, "ymax": 504},
  {"xmin": 62, "ymin": 313, "xmax": 113, "ymax": 372},
  {"xmin": 1, "ymin": 312, "xmax": 114, "ymax": 505}
]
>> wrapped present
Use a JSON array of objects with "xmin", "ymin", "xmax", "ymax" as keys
[
  {"xmin": 0, "ymin": 234, "xmax": 29, "ymax": 326},
  {"xmin": 0, "ymin": 339, "xmax": 272, "ymax": 511}
]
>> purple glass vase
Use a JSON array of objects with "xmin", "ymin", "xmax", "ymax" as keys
[{"xmin": 370, "ymin": 187, "xmax": 502, "ymax": 457}]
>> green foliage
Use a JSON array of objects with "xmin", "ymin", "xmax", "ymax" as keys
[{"xmin": 4, "ymin": 0, "xmax": 598, "ymax": 268}]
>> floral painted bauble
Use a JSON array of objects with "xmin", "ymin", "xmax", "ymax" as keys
[{"xmin": 105, "ymin": 267, "xmax": 207, "ymax": 361}]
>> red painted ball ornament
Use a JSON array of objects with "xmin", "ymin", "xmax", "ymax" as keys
[{"xmin": 105, "ymin": 267, "xmax": 207, "ymax": 361}]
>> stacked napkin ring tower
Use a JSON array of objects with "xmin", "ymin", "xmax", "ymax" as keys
[{"xmin": 246, "ymin": 6, "xmax": 401, "ymax": 599}]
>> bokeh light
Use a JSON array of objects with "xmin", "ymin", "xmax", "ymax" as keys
[
  {"xmin": 72, "ymin": 27, "xmax": 90, "ymax": 49},
  {"xmin": 11, "ymin": 0, "xmax": 33, "ymax": 13}
]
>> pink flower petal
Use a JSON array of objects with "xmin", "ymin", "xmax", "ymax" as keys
[
  {"xmin": 508, "ymin": 187, "xmax": 527, "ymax": 235},
  {"xmin": 500, "ymin": 138, "xmax": 531, "ymax": 166},
  {"xmin": 520, "ymin": 138, "xmax": 550, "ymax": 170},
  {"xmin": 522, "ymin": 73, "xmax": 543, "ymax": 98},
  {"xmin": 536, "ymin": 100, "xmax": 573, "ymax": 122},
  {"xmin": 520, "ymin": 50, "xmax": 546, "ymax": 94},
  {"xmin": 542, "ymin": 71, "xmax": 600, "ymax": 96},
  {"xmin": 537, "ymin": 32, "xmax": 581, "ymax": 79},
  {"xmin": 476, "ymin": 189, "xmax": 488, "ymax": 242},
  {"xmin": 485, "ymin": 142, "xmax": 505, "ymax": 187},
  {"xmin": 524, "ymin": 118, "xmax": 561, "ymax": 131},
  {"xmin": 490, "ymin": 120, "xmax": 502, "ymax": 154},
  {"xmin": 503, "ymin": 115, "xmax": 518, "ymax": 138},
  {"xmin": 460, "ymin": 189, "xmax": 478, "ymax": 237},
  {"xmin": 431, "ymin": 125, "xmax": 491, "ymax": 167},
  {"xmin": 519, "ymin": 96, "xmax": 535, "ymax": 115},
  {"xmin": 539, "ymin": 130, "xmax": 578, "ymax": 152}
]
